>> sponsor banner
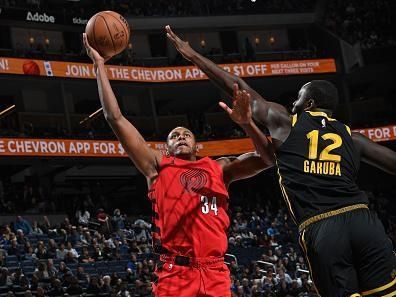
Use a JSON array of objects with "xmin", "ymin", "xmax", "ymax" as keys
[
  {"xmin": 0, "ymin": 57, "xmax": 337, "ymax": 82},
  {"xmin": 0, "ymin": 8, "xmax": 63, "ymax": 24},
  {"xmin": 0, "ymin": 7, "xmax": 85, "ymax": 25},
  {"xmin": 0, "ymin": 125, "xmax": 394, "ymax": 158},
  {"xmin": 353, "ymin": 124, "xmax": 396, "ymax": 142},
  {"xmin": 0, "ymin": 138, "xmax": 255, "ymax": 158}
]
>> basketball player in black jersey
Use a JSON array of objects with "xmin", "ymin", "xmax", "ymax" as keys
[{"xmin": 166, "ymin": 25, "xmax": 396, "ymax": 297}]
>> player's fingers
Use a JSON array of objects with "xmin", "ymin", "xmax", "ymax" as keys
[
  {"xmin": 242, "ymin": 92, "xmax": 251, "ymax": 107},
  {"xmin": 219, "ymin": 101, "xmax": 233, "ymax": 115},
  {"xmin": 166, "ymin": 33, "xmax": 175, "ymax": 42},
  {"xmin": 165, "ymin": 25, "xmax": 174, "ymax": 36},
  {"xmin": 166, "ymin": 25, "xmax": 180, "ymax": 41},
  {"xmin": 233, "ymin": 83, "xmax": 238, "ymax": 97}
]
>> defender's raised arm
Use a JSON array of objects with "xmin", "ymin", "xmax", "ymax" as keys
[{"xmin": 165, "ymin": 25, "xmax": 290, "ymax": 134}]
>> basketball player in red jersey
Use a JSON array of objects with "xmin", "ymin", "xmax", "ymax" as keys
[{"xmin": 83, "ymin": 34, "xmax": 274, "ymax": 297}]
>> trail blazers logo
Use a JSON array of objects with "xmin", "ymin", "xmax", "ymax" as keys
[{"xmin": 180, "ymin": 169, "xmax": 208, "ymax": 193}]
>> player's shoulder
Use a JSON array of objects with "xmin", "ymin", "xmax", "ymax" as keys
[{"xmin": 215, "ymin": 156, "xmax": 237, "ymax": 168}]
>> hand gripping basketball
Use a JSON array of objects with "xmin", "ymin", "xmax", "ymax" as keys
[{"xmin": 82, "ymin": 33, "xmax": 110, "ymax": 67}]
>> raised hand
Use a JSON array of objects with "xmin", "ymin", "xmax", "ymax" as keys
[
  {"xmin": 165, "ymin": 25, "xmax": 196, "ymax": 61},
  {"xmin": 219, "ymin": 83, "xmax": 253, "ymax": 125},
  {"xmin": 82, "ymin": 33, "xmax": 110, "ymax": 66}
]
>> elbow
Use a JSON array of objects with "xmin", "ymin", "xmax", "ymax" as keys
[{"xmin": 104, "ymin": 112, "xmax": 123, "ymax": 123}]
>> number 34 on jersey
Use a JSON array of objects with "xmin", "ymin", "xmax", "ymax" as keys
[{"xmin": 200, "ymin": 196, "xmax": 218, "ymax": 215}]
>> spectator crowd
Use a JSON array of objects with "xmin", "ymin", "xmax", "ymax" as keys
[
  {"xmin": 0, "ymin": 199, "xmax": 323, "ymax": 297},
  {"xmin": 324, "ymin": 0, "xmax": 396, "ymax": 49},
  {"xmin": 0, "ymin": 188, "xmax": 394, "ymax": 297},
  {"xmin": 0, "ymin": 0, "xmax": 316, "ymax": 17}
]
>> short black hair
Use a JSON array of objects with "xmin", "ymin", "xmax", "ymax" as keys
[{"xmin": 305, "ymin": 80, "xmax": 339, "ymax": 112}]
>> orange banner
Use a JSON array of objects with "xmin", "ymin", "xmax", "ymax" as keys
[
  {"xmin": 0, "ymin": 138, "xmax": 255, "ymax": 158},
  {"xmin": 0, "ymin": 124, "xmax": 393, "ymax": 158},
  {"xmin": 0, "ymin": 57, "xmax": 336, "ymax": 82},
  {"xmin": 353, "ymin": 124, "xmax": 396, "ymax": 142}
]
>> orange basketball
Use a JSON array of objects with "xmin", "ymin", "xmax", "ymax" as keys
[
  {"xmin": 23, "ymin": 60, "xmax": 40, "ymax": 75},
  {"xmin": 85, "ymin": 11, "xmax": 130, "ymax": 59}
]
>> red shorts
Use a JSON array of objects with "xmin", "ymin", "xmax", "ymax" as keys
[{"xmin": 152, "ymin": 255, "xmax": 231, "ymax": 297}]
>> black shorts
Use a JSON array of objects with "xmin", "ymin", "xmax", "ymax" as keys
[{"xmin": 299, "ymin": 208, "xmax": 396, "ymax": 297}]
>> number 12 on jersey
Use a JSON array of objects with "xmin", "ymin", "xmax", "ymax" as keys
[{"xmin": 200, "ymin": 196, "xmax": 218, "ymax": 215}]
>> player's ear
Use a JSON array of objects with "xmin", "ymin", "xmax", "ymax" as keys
[{"xmin": 304, "ymin": 99, "xmax": 315, "ymax": 111}]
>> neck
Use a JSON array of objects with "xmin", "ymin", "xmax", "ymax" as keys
[{"xmin": 173, "ymin": 154, "xmax": 196, "ymax": 161}]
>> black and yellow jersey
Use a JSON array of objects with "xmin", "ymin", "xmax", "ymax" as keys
[{"xmin": 276, "ymin": 111, "xmax": 368, "ymax": 225}]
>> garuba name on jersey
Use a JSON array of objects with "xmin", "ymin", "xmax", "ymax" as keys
[
  {"xmin": 148, "ymin": 156, "xmax": 230, "ymax": 258},
  {"xmin": 276, "ymin": 111, "xmax": 368, "ymax": 225}
]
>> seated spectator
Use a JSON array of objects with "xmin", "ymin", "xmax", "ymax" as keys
[
  {"xmin": 33, "ymin": 262, "xmax": 50, "ymax": 281},
  {"xmin": 76, "ymin": 205, "xmax": 90, "ymax": 226},
  {"xmin": 58, "ymin": 262, "xmax": 71, "ymax": 278},
  {"xmin": 64, "ymin": 251, "xmax": 78, "ymax": 264},
  {"xmin": 102, "ymin": 240, "xmax": 115, "ymax": 261},
  {"xmin": 16, "ymin": 229, "xmax": 27, "ymax": 245},
  {"xmin": 112, "ymin": 208, "xmax": 126, "ymax": 231},
  {"xmin": 93, "ymin": 245, "xmax": 104, "ymax": 262},
  {"xmin": 110, "ymin": 272, "xmax": 121, "ymax": 286},
  {"xmin": 36, "ymin": 287, "xmax": 46, "ymax": 297},
  {"xmin": 101, "ymin": 275, "xmax": 112, "ymax": 293},
  {"xmin": 14, "ymin": 216, "xmax": 32, "ymax": 235},
  {"xmin": 7, "ymin": 240, "xmax": 22, "ymax": 260},
  {"xmin": 34, "ymin": 241, "xmax": 48, "ymax": 259},
  {"xmin": 47, "ymin": 259, "xmax": 58, "ymax": 278},
  {"xmin": 96, "ymin": 208, "xmax": 111, "ymax": 235},
  {"xmin": 125, "ymin": 267, "xmax": 136, "ymax": 284},
  {"xmin": 80, "ymin": 229, "xmax": 92, "ymax": 245},
  {"xmin": 66, "ymin": 276, "xmax": 83, "ymax": 295},
  {"xmin": 47, "ymin": 278, "xmax": 65, "ymax": 296},
  {"xmin": 277, "ymin": 267, "xmax": 292, "ymax": 285},
  {"xmin": 47, "ymin": 239, "xmax": 57, "ymax": 259},
  {"xmin": 66, "ymin": 241, "xmax": 79, "ymax": 259},
  {"xmin": 266, "ymin": 222, "xmax": 279, "ymax": 237},
  {"xmin": 128, "ymin": 240, "xmax": 142, "ymax": 253},
  {"xmin": 24, "ymin": 246, "xmax": 37, "ymax": 261},
  {"xmin": 31, "ymin": 221, "xmax": 43, "ymax": 235},
  {"xmin": 127, "ymin": 253, "xmax": 137, "ymax": 272},
  {"xmin": 86, "ymin": 276, "xmax": 101, "ymax": 295},
  {"xmin": 79, "ymin": 246, "xmax": 95, "ymax": 263},
  {"xmin": 76, "ymin": 266, "xmax": 88, "ymax": 283},
  {"xmin": 10, "ymin": 267, "xmax": 23, "ymax": 286},
  {"xmin": 0, "ymin": 268, "xmax": 12, "ymax": 286},
  {"xmin": 56, "ymin": 243, "xmax": 67, "ymax": 260}
]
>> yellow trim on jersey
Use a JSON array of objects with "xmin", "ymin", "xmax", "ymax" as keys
[
  {"xmin": 361, "ymin": 277, "xmax": 396, "ymax": 296},
  {"xmin": 307, "ymin": 111, "xmax": 337, "ymax": 121},
  {"xmin": 345, "ymin": 125, "xmax": 351, "ymax": 135},
  {"xmin": 275, "ymin": 161, "xmax": 297, "ymax": 225},
  {"xmin": 298, "ymin": 204, "xmax": 368, "ymax": 232},
  {"xmin": 300, "ymin": 230, "xmax": 321, "ymax": 297},
  {"xmin": 349, "ymin": 294, "xmax": 361, "ymax": 297},
  {"xmin": 292, "ymin": 114, "xmax": 298, "ymax": 127}
]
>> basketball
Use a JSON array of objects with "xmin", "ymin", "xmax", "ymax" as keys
[
  {"xmin": 85, "ymin": 11, "xmax": 130, "ymax": 59},
  {"xmin": 22, "ymin": 60, "xmax": 40, "ymax": 75}
]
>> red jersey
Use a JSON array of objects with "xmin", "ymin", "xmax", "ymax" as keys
[{"xmin": 148, "ymin": 156, "xmax": 230, "ymax": 258}]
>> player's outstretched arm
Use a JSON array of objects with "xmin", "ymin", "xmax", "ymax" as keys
[
  {"xmin": 218, "ymin": 84, "xmax": 275, "ymax": 186},
  {"xmin": 165, "ymin": 25, "xmax": 290, "ymax": 131},
  {"xmin": 83, "ymin": 33, "xmax": 162, "ymax": 183},
  {"xmin": 352, "ymin": 132, "xmax": 396, "ymax": 175}
]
